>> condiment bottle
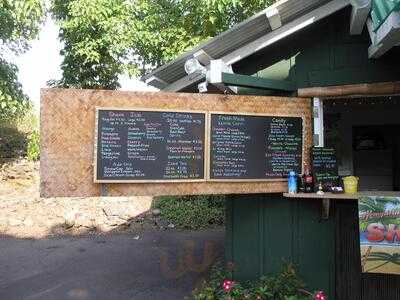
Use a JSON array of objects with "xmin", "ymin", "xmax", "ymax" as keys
[
  {"xmin": 303, "ymin": 168, "xmax": 314, "ymax": 193},
  {"xmin": 297, "ymin": 173, "xmax": 305, "ymax": 193}
]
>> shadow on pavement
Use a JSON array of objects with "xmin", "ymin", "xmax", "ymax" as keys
[{"xmin": 0, "ymin": 224, "xmax": 225, "ymax": 300}]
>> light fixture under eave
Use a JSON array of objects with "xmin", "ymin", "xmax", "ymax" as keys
[
  {"xmin": 198, "ymin": 81, "xmax": 208, "ymax": 93},
  {"xmin": 184, "ymin": 58, "xmax": 207, "ymax": 75}
]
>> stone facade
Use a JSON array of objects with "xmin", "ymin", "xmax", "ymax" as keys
[{"xmin": 0, "ymin": 160, "xmax": 153, "ymax": 238}]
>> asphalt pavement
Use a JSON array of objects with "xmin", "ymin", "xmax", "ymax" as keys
[{"xmin": 0, "ymin": 229, "xmax": 224, "ymax": 300}]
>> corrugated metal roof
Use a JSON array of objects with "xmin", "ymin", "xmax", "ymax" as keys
[
  {"xmin": 278, "ymin": 0, "xmax": 331, "ymax": 22},
  {"xmin": 371, "ymin": 0, "xmax": 400, "ymax": 31},
  {"xmin": 144, "ymin": 0, "xmax": 333, "ymax": 85},
  {"xmin": 146, "ymin": 9, "xmax": 271, "ymax": 84}
]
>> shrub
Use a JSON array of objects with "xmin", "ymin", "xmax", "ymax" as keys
[
  {"xmin": 27, "ymin": 130, "xmax": 40, "ymax": 161},
  {"xmin": 192, "ymin": 262, "xmax": 326, "ymax": 300},
  {"xmin": 0, "ymin": 126, "xmax": 28, "ymax": 159},
  {"xmin": 0, "ymin": 110, "xmax": 38, "ymax": 162},
  {"xmin": 153, "ymin": 195, "xmax": 225, "ymax": 230}
]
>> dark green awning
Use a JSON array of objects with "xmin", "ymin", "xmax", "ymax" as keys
[{"xmin": 372, "ymin": 0, "xmax": 400, "ymax": 31}]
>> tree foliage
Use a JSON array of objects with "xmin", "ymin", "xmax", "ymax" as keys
[
  {"xmin": 50, "ymin": 0, "xmax": 276, "ymax": 89},
  {"xmin": 0, "ymin": 0, "xmax": 45, "ymax": 121},
  {"xmin": 0, "ymin": 58, "xmax": 30, "ymax": 120},
  {"xmin": 50, "ymin": 0, "xmax": 129, "ymax": 89}
]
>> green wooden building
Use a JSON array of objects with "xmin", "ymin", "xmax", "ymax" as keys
[{"xmin": 145, "ymin": 1, "xmax": 400, "ymax": 299}]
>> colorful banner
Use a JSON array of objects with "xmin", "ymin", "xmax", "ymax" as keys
[{"xmin": 359, "ymin": 196, "xmax": 400, "ymax": 274}]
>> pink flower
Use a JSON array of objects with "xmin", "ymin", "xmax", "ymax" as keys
[
  {"xmin": 222, "ymin": 279, "xmax": 234, "ymax": 293},
  {"xmin": 315, "ymin": 291, "xmax": 327, "ymax": 300}
]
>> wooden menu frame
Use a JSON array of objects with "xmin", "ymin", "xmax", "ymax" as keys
[
  {"xmin": 206, "ymin": 111, "xmax": 305, "ymax": 182},
  {"xmin": 93, "ymin": 107, "xmax": 208, "ymax": 183}
]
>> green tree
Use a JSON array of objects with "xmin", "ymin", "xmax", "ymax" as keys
[
  {"xmin": 49, "ymin": 0, "xmax": 129, "ymax": 89},
  {"xmin": 0, "ymin": 0, "xmax": 45, "ymax": 121},
  {"xmin": 50, "ymin": 0, "xmax": 276, "ymax": 89},
  {"xmin": 0, "ymin": 58, "xmax": 29, "ymax": 121}
]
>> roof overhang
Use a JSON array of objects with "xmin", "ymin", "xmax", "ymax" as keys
[
  {"xmin": 144, "ymin": 0, "xmax": 350, "ymax": 92},
  {"xmin": 144, "ymin": 0, "xmax": 400, "ymax": 92}
]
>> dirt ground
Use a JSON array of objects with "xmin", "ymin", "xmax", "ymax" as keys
[{"xmin": 0, "ymin": 159, "xmax": 171, "ymax": 238}]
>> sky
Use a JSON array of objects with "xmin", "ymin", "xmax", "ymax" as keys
[{"xmin": 10, "ymin": 17, "xmax": 158, "ymax": 112}]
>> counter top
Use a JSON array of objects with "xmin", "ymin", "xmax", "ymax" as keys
[{"xmin": 283, "ymin": 191, "xmax": 400, "ymax": 200}]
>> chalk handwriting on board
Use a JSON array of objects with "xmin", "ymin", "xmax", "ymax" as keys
[
  {"xmin": 95, "ymin": 109, "xmax": 206, "ymax": 182},
  {"xmin": 210, "ymin": 113, "xmax": 303, "ymax": 180},
  {"xmin": 311, "ymin": 147, "xmax": 339, "ymax": 190}
]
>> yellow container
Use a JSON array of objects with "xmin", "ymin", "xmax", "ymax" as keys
[{"xmin": 343, "ymin": 176, "xmax": 359, "ymax": 194}]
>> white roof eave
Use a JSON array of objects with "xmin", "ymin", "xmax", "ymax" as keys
[{"xmin": 162, "ymin": 0, "xmax": 350, "ymax": 92}]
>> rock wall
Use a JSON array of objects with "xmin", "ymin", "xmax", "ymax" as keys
[
  {"xmin": 0, "ymin": 161, "xmax": 153, "ymax": 238},
  {"xmin": 0, "ymin": 196, "xmax": 153, "ymax": 238}
]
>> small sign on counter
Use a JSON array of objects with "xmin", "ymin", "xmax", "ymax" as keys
[{"xmin": 311, "ymin": 147, "xmax": 339, "ymax": 191}]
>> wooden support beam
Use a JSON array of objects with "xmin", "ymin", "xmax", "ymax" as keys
[
  {"xmin": 350, "ymin": 0, "xmax": 371, "ymax": 35},
  {"xmin": 265, "ymin": 7, "xmax": 282, "ymax": 30},
  {"xmin": 221, "ymin": 73, "xmax": 296, "ymax": 92},
  {"xmin": 207, "ymin": 60, "xmax": 238, "ymax": 94},
  {"xmin": 298, "ymin": 81, "xmax": 400, "ymax": 98},
  {"xmin": 193, "ymin": 49, "xmax": 213, "ymax": 66},
  {"xmin": 313, "ymin": 98, "xmax": 324, "ymax": 147}
]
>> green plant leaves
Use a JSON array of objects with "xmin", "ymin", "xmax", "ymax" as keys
[
  {"xmin": 50, "ymin": 0, "xmax": 277, "ymax": 89},
  {"xmin": 153, "ymin": 195, "xmax": 225, "ymax": 230},
  {"xmin": 0, "ymin": 1, "xmax": 43, "ymax": 120},
  {"xmin": 0, "ymin": 59, "xmax": 31, "ymax": 121},
  {"xmin": 192, "ymin": 262, "xmax": 314, "ymax": 300},
  {"xmin": 0, "ymin": 0, "xmax": 45, "ymax": 53},
  {"xmin": 27, "ymin": 130, "xmax": 40, "ymax": 161}
]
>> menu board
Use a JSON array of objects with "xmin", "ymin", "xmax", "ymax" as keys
[
  {"xmin": 311, "ymin": 147, "xmax": 339, "ymax": 190},
  {"xmin": 209, "ymin": 113, "xmax": 303, "ymax": 180},
  {"xmin": 95, "ymin": 109, "xmax": 206, "ymax": 182}
]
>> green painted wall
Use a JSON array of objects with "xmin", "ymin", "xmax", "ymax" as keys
[{"xmin": 226, "ymin": 195, "xmax": 336, "ymax": 298}]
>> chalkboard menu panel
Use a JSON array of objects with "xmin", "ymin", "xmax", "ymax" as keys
[
  {"xmin": 311, "ymin": 147, "xmax": 339, "ymax": 191},
  {"xmin": 95, "ymin": 108, "xmax": 206, "ymax": 182},
  {"xmin": 209, "ymin": 113, "xmax": 303, "ymax": 180}
]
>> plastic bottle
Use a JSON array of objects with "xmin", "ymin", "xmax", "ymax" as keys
[
  {"xmin": 288, "ymin": 171, "xmax": 297, "ymax": 194},
  {"xmin": 297, "ymin": 173, "xmax": 305, "ymax": 193},
  {"xmin": 303, "ymin": 168, "xmax": 314, "ymax": 193}
]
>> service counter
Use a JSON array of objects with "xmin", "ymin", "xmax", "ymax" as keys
[
  {"xmin": 283, "ymin": 191, "xmax": 400, "ymax": 199},
  {"xmin": 283, "ymin": 191, "xmax": 400, "ymax": 219}
]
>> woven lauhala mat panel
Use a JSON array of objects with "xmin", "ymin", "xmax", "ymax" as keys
[{"xmin": 40, "ymin": 88, "xmax": 312, "ymax": 197}]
